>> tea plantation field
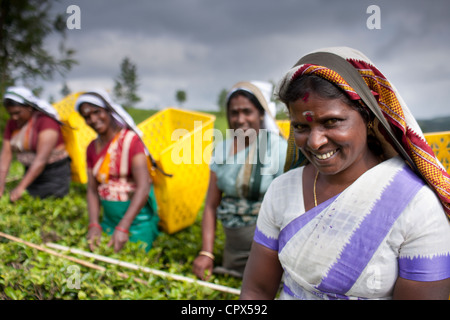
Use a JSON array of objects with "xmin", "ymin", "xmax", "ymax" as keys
[
  {"xmin": 0, "ymin": 109, "xmax": 241, "ymax": 300},
  {"xmin": 0, "ymin": 166, "xmax": 241, "ymax": 300}
]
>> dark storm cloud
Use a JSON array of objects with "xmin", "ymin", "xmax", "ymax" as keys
[{"xmin": 43, "ymin": 0, "xmax": 450, "ymax": 119}]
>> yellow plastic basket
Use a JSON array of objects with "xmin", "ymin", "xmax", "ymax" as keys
[
  {"xmin": 138, "ymin": 108, "xmax": 216, "ymax": 234},
  {"xmin": 53, "ymin": 93, "xmax": 216, "ymax": 234},
  {"xmin": 52, "ymin": 93, "xmax": 96, "ymax": 184},
  {"xmin": 276, "ymin": 120, "xmax": 291, "ymax": 139},
  {"xmin": 424, "ymin": 131, "xmax": 450, "ymax": 173}
]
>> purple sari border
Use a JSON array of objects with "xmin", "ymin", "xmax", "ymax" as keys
[
  {"xmin": 283, "ymin": 281, "xmax": 352, "ymax": 300},
  {"xmin": 282, "ymin": 284, "xmax": 296, "ymax": 298},
  {"xmin": 254, "ymin": 226, "xmax": 279, "ymax": 251},
  {"xmin": 316, "ymin": 165, "xmax": 424, "ymax": 295},
  {"xmin": 398, "ymin": 254, "xmax": 450, "ymax": 281},
  {"xmin": 278, "ymin": 195, "xmax": 338, "ymax": 253}
]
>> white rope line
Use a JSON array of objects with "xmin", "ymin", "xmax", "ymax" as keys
[
  {"xmin": 0, "ymin": 231, "xmax": 241, "ymax": 296},
  {"xmin": 45, "ymin": 242, "xmax": 241, "ymax": 296}
]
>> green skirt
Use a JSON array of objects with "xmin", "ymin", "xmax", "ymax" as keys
[{"xmin": 100, "ymin": 186, "xmax": 159, "ymax": 252}]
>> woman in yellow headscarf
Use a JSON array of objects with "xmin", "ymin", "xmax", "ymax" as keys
[{"xmin": 241, "ymin": 47, "xmax": 450, "ymax": 300}]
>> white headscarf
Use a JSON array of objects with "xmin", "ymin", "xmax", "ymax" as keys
[
  {"xmin": 4, "ymin": 86, "xmax": 60, "ymax": 120},
  {"xmin": 227, "ymin": 81, "xmax": 280, "ymax": 134},
  {"xmin": 75, "ymin": 88, "xmax": 142, "ymax": 137}
]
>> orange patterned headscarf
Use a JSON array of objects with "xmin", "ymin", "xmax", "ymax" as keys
[{"xmin": 276, "ymin": 47, "xmax": 450, "ymax": 219}]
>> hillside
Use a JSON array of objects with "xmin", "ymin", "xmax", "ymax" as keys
[
  {"xmin": 130, "ymin": 107, "xmax": 450, "ymax": 134},
  {"xmin": 418, "ymin": 116, "xmax": 450, "ymax": 133}
]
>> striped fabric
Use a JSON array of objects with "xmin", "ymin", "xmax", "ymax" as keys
[
  {"xmin": 254, "ymin": 156, "xmax": 450, "ymax": 299},
  {"xmin": 93, "ymin": 128, "xmax": 138, "ymax": 201}
]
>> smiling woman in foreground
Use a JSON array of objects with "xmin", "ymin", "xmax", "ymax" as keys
[{"xmin": 240, "ymin": 47, "xmax": 450, "ymax": 300}]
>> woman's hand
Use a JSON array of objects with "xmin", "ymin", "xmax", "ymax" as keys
[
  {"xmin": 108, "ymin": 227, "xmax": 129, "ymax": 252},
  {"xmin": 9, "ymin": 185, "xmax": 26, "ymax": 202},
  {"xmin": 193, "ymin": 254, "xmax": 214, "ymax": 280},
  {"xmin": 87, "ymin": 225, "xmax": 102, "ymax": 251}
]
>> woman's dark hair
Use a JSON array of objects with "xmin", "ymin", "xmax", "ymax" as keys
[
  {"xmin": 281, "ymin": 74, "xmax": 384, "ymax": 157},
  {"xmin": 3, "ymin": 98, "xmax": 30, "ymax": 108},
  {"xmin": 226, "ymin": 90, "xmax": 265, "ymax": 116}
]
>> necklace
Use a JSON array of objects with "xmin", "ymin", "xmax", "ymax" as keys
[{"xmin": 313, "ymin": 170, "xmax": 319, "ymax": 207}]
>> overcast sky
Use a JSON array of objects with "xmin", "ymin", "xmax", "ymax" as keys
[{"xmin": 43, "ymin": 0, "xmax": 450, "ymax": 120}]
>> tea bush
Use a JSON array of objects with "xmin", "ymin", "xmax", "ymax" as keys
[
  {"xmin": 0, "ymin": 109, "xmax": 245, "ymax": 300},
  {"xmin": 0, "ymin": 168, "xmax": 242, "ymax": 300}
]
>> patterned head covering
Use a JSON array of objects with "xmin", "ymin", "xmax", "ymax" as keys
[
  {"xmin": 4, "ymin": 86, "xmax": 60, "ymax": 121},
  {"xmin": 227, "ymin": 81, "xmax": 281, "ymax": 134},
  {"xmin": 275, "ymin": 46, "xmax": 450, "ymax": 219}
]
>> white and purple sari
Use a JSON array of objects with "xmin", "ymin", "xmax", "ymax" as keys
[{"xmin": 254, "ymin": 156, "xmax": 450, "ymax": 300}]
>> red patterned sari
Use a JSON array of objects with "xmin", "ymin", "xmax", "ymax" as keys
[{"xmin": 87, "ymin": 128, "xmax": 159, "ymax": 251}]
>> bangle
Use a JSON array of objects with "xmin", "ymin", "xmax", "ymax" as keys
[
  {"xmin": 115, "ymin": 226, "xmax": 129, "ymax": 234},
  {"xmin": 199, "ymin": 251, "xmax": 215, "ymax": 261},
  {"xmin": 88, "ymin": 223, "xmax": 102, "ymax": 230}
]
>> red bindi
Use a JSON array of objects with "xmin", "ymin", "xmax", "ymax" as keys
[
  {"xmin": 302, "ymin": 92, "xmax": 309, "ymax": 103},
  {"xmin": 303, "ymin": 111, "xmax": 314, "ymax": 122}
]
